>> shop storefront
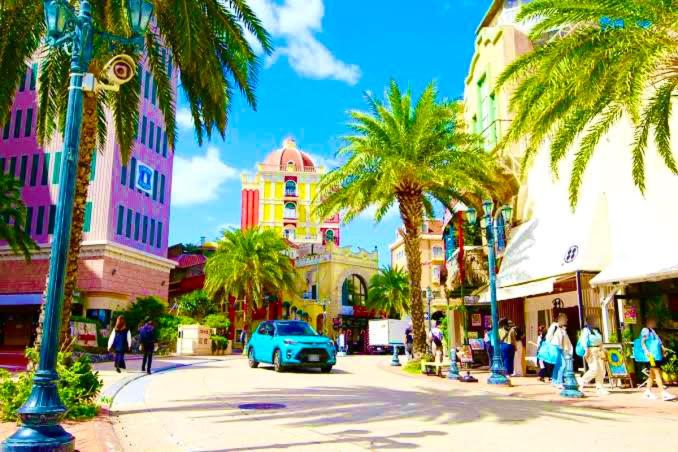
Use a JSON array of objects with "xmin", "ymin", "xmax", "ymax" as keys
[{"xmin": 0, "ymin": 294, "xmax": 42, "ymax": 348}]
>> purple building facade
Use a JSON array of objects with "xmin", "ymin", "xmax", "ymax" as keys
[{"xmin": 0, "ymin": 54, "xmax": 177, "ymax": 347}]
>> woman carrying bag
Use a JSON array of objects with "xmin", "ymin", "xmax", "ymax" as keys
[
  {"xmin": 108, "ymin": 315, "xmax": 132, "ymax": 373},
  {"xmin": 576, "ymin": 315, "xmax": 608, "ymax": 396},
  {"xmin": 538, "ymin": 313, "xmax": 571, "ymax": 389},
  {"xmin": 633, "ymin": 317, "xmax": 675, "ymax": 401}
]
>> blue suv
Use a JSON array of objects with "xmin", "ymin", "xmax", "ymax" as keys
[{"xmin": 247, "ymin": 320, "xmax": 336, "ymax": 373}]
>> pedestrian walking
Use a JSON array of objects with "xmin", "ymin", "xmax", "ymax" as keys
[
  {"xmin": 139, "ymin": 317, "xmax": 157, "ymax": 374},
  {"xmin": 547, "ymin": 313, "xmax": 572, "ymax": 388},
  {"xmin": 430, "ymin": 321, "xmax": 444, "ymax": 364},
  {"xmin": 634, "ymin": 317, "xmax": 675, "ymax": 401},
  {"xmin": 108, "ymin": 315, "xmax": 131, "ymax": 373},
  {"xmin": 498, "ymin": 318, "xmax": 516, "ymax": 376},
  {"xmin": 484, "ymin": 324, "xmax": 493, "ymax": 366},
  {"xmin": 511, "ymin": 321, "xmax": 524, "ymax": 377},
  {"xmin": 404, "ymin": 324, "xmax": 414, "ymax": 359},
  {"xmin": 535, "ymin": 325, "xmax": 552, "ymax": 382},
  {"xmin": 576, "ymin": 314, "xmax": 608, "ymax": 395}
]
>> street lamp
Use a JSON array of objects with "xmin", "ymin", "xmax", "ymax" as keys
[
  {"xmin": 471, "ymin": 200, "xmax": 513, "ymax": 386},
  {"xmin": 3, "ymin": 1, "xmax": 153, "ymax": 450}
]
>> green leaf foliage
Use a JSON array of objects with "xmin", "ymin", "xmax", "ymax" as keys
[
  {"xmin": 497, "ymin": 0, "xmax": 678, "ymax": 207},
  {"xmin": 204, "ymin": 227, "xmax": 299, "ymax": 325},
  {"xmin": 156, "ymin": 314, "xmax": 196, "ymax": 347},
  {"xmin": 366, "ymin": 266, "xmax": 410, "ymax": 318},
  {"xmin": 177, "ymin": 289, "xmax": 218, "ymax": 320},
  {"xmin": 113, "ymin": 295, "xmax": 167, "ymax": 334},
  {"xmin": 0, "ymin": 350, "xmax": 102, "ymax": 422},
  {"xmin": 0, "ymin": 173, "xmax": 37, "ymax": 260}
]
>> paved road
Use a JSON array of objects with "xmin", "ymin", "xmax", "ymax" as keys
[{"xmin": 111, "ymin": 355, "xmax": 678, "ymax": 451}]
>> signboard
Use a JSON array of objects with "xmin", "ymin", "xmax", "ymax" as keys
[
  {"xmin": 458, "ymin": 345, "xmax": 474, "ymax": 363},
  {"xmin": 136, "ymin": 160, "xmax": 155, "ymax": 195},
  {"xmin": 73, "ymin": 321, "xmax": 97, "ymax": 347},
  {"xmin": 295, "ymin": 254, "xmax": 330, "ymax": 267},
  {"xmin": 467, "ymin": 331, "xmax": 479, "ymax": 339},
  {"xmin": 471, "ymin": 313, "xmax": 482, "ymax": 327},
  {"xmin": 603, "ymin": 343, "xmax": 630, "ymax": 378},
  {"xmin": 623, "ymin": 302, "xmax": 638, "ymax": 324},
  {"xmin": 469, "ymin": 338, "xmax": 485, "ymax": 351},
  {"xmin": 464, "ymin": 296, "xmax": 480, "ymax": 305}
]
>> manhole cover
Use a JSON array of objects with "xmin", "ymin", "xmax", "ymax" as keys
[{"xmin": 238, "ymin": 403, "xmax": 286, "ymax": 410}]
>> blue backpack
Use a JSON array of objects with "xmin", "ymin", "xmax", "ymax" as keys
[
  {"xmin": 633, "ymin": 329, "xmax": 662, "ymax": 363},
  {"xmin": 575, "ymin": 327, "xmax": 597, "ymax": 357}
]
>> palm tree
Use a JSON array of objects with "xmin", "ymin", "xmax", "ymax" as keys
[
  {"xmin": 204, "ymin": 228, "xmax": 298, "ymax": 333},
  {"xmin": 366, "ymin": 266, "xmax": 410, "ymax": 318},
  {"xmin": 0, "ymin": 173, "xmax": 37, "ymax": 260},
  {"xmin": 497, "ymin": 0, "xmax": 678, "ymax": 207},
  {"xmin": 317, "ymin": 81, "xmax": 495, "ymax": 357},
  {"xmin": 0, "ymin": 1, "xmax": 271, "ymax": 344}
]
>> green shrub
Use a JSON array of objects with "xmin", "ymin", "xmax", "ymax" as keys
[
  {"xmin": 0, "ymin": 349, "xmax": 102, "ymax": 422},
  {"xmin": 204, "ymin": 314, "xmax": 230, "ymax": 336},
  {"xmin": 113, "ymin": 296, "xmax": 167, "ymax": 334},
  {"xmin": 177, "ymin": 290, "xmax": 218, "ymax": 320},
  {"xmin": 210, "ymin": 335, "xmax": 229, "ymax": 354}
]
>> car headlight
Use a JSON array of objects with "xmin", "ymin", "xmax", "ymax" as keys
[{"xmin": 284, "ymin": 339, "xmax": 297, "ymax": 345}]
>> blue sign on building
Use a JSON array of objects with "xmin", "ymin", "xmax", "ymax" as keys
[{"xmin": 136, "ymin": 161, "xmax": 154, "ymax": 195}]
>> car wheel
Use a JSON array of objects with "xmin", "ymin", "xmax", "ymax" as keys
[
  {"xmin": 248, "ymin": 348, "xmax": 259, "ymax": 368},
  {"xmin": 273, "ymin": 350, "xmax": 285, "ymax": 373},
  {"xmin": 320, "ymin": 365, "xmax": 332, "ymax": 373}
]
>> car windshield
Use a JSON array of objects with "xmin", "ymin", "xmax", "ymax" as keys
[{"xmin": 276, "ymin": 322, "xmax": 317, "ymax": 336}]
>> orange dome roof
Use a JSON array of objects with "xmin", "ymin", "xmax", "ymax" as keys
[{"xmin": 263, "ymin": 138, "xmax": 316, "ymax": 171}]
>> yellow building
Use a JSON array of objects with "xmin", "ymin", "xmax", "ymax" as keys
[
  {"xmin": 240, "ymin": 137, "xmax": 340, "ymax": 245},
  {"xmin": 389, "ymin": 219, "xmax": 447, "ymax": 318},
  {"xmin": 285, "ymin": 243, "xmax": 378, "ymax": 344}
]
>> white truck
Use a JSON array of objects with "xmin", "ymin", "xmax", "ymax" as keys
[{"xmin": 368, "ymin": 319, "xmax": 409, "ymax": 347}]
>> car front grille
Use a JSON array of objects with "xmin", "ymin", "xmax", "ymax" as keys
[{"xmin": 295, "ymin": 348, "xmax": 329, "ymax": 363}]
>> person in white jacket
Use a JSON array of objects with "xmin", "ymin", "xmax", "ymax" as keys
[
  {"xmin": 108, "ymin": 316, "xmax": 132, "ymax": 373},
  {"xmin": 547, "ymin": 312, "xmax": 572, "ymax": 388},
  {"xmin": 578, "ymin": 314, "xmax": 609, "ymax": 395}
]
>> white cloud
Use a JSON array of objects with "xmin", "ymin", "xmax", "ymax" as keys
[
  {"xmin": 306, "ymin": 152, "xmax": 342, "ymax": 170},
  {"xmin": 176, "ymin": 108, "xmax": 193, "ymax": 130},
  {"xmin": 172, "ymin": 147, "xmax": 239, "ymax": 206},
  {"xmin": 248, "ymin": 0, "xmax": 360, "ymax": 85}
]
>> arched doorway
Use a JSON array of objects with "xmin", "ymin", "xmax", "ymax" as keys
[{"xmin": 341, "ymin": 274, "xmax": 368, "ymax": 307}]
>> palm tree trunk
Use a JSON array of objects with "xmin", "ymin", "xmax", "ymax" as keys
[
  {"xmin": 35, "ymin": 93, "xmax": 97, "ymax": 351},
  {"xmin": 398, "ymin": 193, "xmax": 426, "ymax": 358}
]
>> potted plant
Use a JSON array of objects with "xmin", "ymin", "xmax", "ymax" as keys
[{"xmin": 661, "ymin": 355, "xmax": 677, "ymax": 385}]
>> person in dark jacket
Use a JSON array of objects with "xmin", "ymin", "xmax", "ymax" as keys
[
  {"xmin": 139, "ymin": 318, "xmax": 157, "ymax": 374},
  {"xmin": 108, "ymin": 315, "xmax": 131, "ymax": 373}
]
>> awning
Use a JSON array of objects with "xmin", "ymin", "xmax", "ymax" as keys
[
  {"xmin": 478, "ymin": 277, "xmax": 556, "ymax": 303},
  {"xmin": 0, "ymin": 293, "xmax": 43, "ymax": 306},
  {"xmin": 590, "ymin": 253, "xmax": 678, "ymax": 286}
]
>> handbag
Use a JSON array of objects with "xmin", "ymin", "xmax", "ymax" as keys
[
  {"xmin": 575, "ymin": 327, "xmax": 591, "ymax": 357},
  {"xmin": 633, "ymin": 329, "xmax": 662, "ymax": 362},
  {"xmin": 537, "ymin": 341, "xmax": 561, "ymax": 364}
]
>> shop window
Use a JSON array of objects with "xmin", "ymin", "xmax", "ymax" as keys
[
  {"xmin": 284, "ymin": 202, "xmax": 296, "ymax": 219},
  {"xmin": 325, "ymin": 229, "xmax": 335, "ymax": 243},
  {"xmin": 342, "ymin": 274, "xmax": 367, "ymax": 306},
  {"xmin": 285, "ymin": 180, "xmax": 297, "ymax": 196},
  {"xmin": 432, "ymin": 246, "xmax": 443, "ymax": 259},
  {"xmin": 86, "ymin": 309, "xmax": 111, "ymax": 326},
  {"xmin": 432, "ymin": 266, "xmax": 441, "ymax": 284}
]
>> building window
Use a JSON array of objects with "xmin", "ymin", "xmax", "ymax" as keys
[
  {"xmin": 25, "ymin": 207, "xmax": 32, "ymax": 235},
  {"xmin": 13, "ymin": 110, "xmax": 22, "ymax": 138},
  {"xmin": 29, "ymin": 154, "xmax": 39, "ymax": 186},
  {"xmin": 168, "ymin": 54, "xmax": 173, "ymax": 75},
  {"xmin": 283, "ymin": 226, "xmax": 295, "ymax": 240},
  {"xmin": 152, "ymin": 170, "xmax": 159, "ymax": 200},
  {"xmin": 41, "ymin": 153, "xmax": 49, "ymax": 185},
  {"xmin": 2, "ymin": 121, "xmax": 10, "ymax": 140},
  {"xmin": 19, "ymin": 155, "xmax": 27, "ymax": 186},
  {"xmin": 159, "ymin": 175, "xmax": 165, "ymax": 204},
  {"xmin": 19, "ymin": 69, "xmax": 26, "ymax": 92},
  {"xmin": 36, "ymin": 205, "xmax": 45, "ymax": 235},
  {"xmin": 121, "ymin": 165, "xmax": 127, "ymax": 185},
  {"xmin": 130, "ymin": 157, "xmax": 137, "ymax": 189},
  {"xmin": 149, "ymin": 121, "xmax": 155, "ymax": 149},
  {"xmin": 125, "ymin": 209, "xmax": 133, "ymax": 238},
  {"xmin": 151, "ymin": 79, "xmax": 158, "ymax": 104},
  {"xmin": 140, "ymin": 116, "xmax": 147, "ymax": 144},
  {"xmin": 284, "ymin": 180, "xmax": 297, "ymax": 196},
  {"xmin": 83, "ymin": 202, "xmax": 93, "ymax": 233},
  {"xmin": 52, "ymin": 152, "xmax": 61, "ymax": 184},
  {"xmin": 155, "ymin": 127, "xmax": 161, "ymax": 154},
  {"xmin": 142, "ymin": 215, "xmax": 148, "ymax": 243},
  {"xmin": 134, "ymin": 211, "xmax": 140, "ymax": 240},
  {"xmin": 325, "ymin": 229, "xmax": 335, "ymax": 243},
  {"xmin": 342, "ymin": 274, "xmax": 367, "ymax": 307},
  {"xmin": 116, "ymin": 205, "xmax": 124, "ymax": 235},
  {"xmin": 432, "ymin": 246, "xmax": 443, "ymax": 259},
  {"xmin": 48, "ymin": 204, "xmax": 56, "ymax": 234},
  {"xmin": 432, "ymin": 266, "xmax": 441, "ymax": 285},
  {"xmin": 30, "ymin": 63, "xmax": 37, "ymax": 90},
  {"xmin": 150, "ymin": 219, "xmax": 156, "ymax": 246},
  {"xmin": 284, "ymin": 202, "xmax": 296, "ymax": 219},
  {"xmin": 144, "ymin": 71, "xmax": 150, "ymax": 99},
  {"xmin": 156, "ymin": 221, "xmax": 163, "ymax": 248},
  {"xmin": 9, "ymin": 156, "xmax": 16, "ymax": 178},
  {"xmin": 162, "ymin": 132, "xmax": 168, "ymax": 157},
  {"xmin": 24, "ymin": 108, "xmax": 33, "ymax": 137},
  {"xmin": 477, "ymin": 75, "xmax": 497, "ymax": 149},
  {"xmin": 0, "ymin": 158, "xmax": 4, "ymax": 175}
]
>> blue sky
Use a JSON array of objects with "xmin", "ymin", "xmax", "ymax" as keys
[{"xmin": 169, "ymin": 0, "xmax": 490, "ymax": 266}]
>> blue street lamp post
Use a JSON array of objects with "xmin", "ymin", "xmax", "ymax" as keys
[
  {"xmin": 3, "ymin": 1, "xmax": 153, "ymax": 450},
  {"xmin": 470, "ymin": 200, "xmax": 513, "ymax": 386}
]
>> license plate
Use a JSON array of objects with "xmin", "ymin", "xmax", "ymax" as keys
[{"xmin": 308, "ymin": 354, "xmax": 320, "ymax": 362}]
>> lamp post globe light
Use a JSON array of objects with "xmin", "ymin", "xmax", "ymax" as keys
[
  {"xmin": 3, "ymin": 1, "xmax": 153, "ymax": 450},
  {"xmin": 471, "ymin": 200, "xmax": 513, "ymax": 386}
]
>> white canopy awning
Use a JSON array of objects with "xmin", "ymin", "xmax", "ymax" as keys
[
  {"xmin": 478, "ymin": 277, "xmax": 556, "ymax": 303},
  {"xmin": 590, "ymin": 253, "xmax": 678, "ymax": 286}
]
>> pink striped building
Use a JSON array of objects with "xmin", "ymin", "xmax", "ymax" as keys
[{"xmin": 0, "ymin": 56, "xmax": 176, "ymax": 347}]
